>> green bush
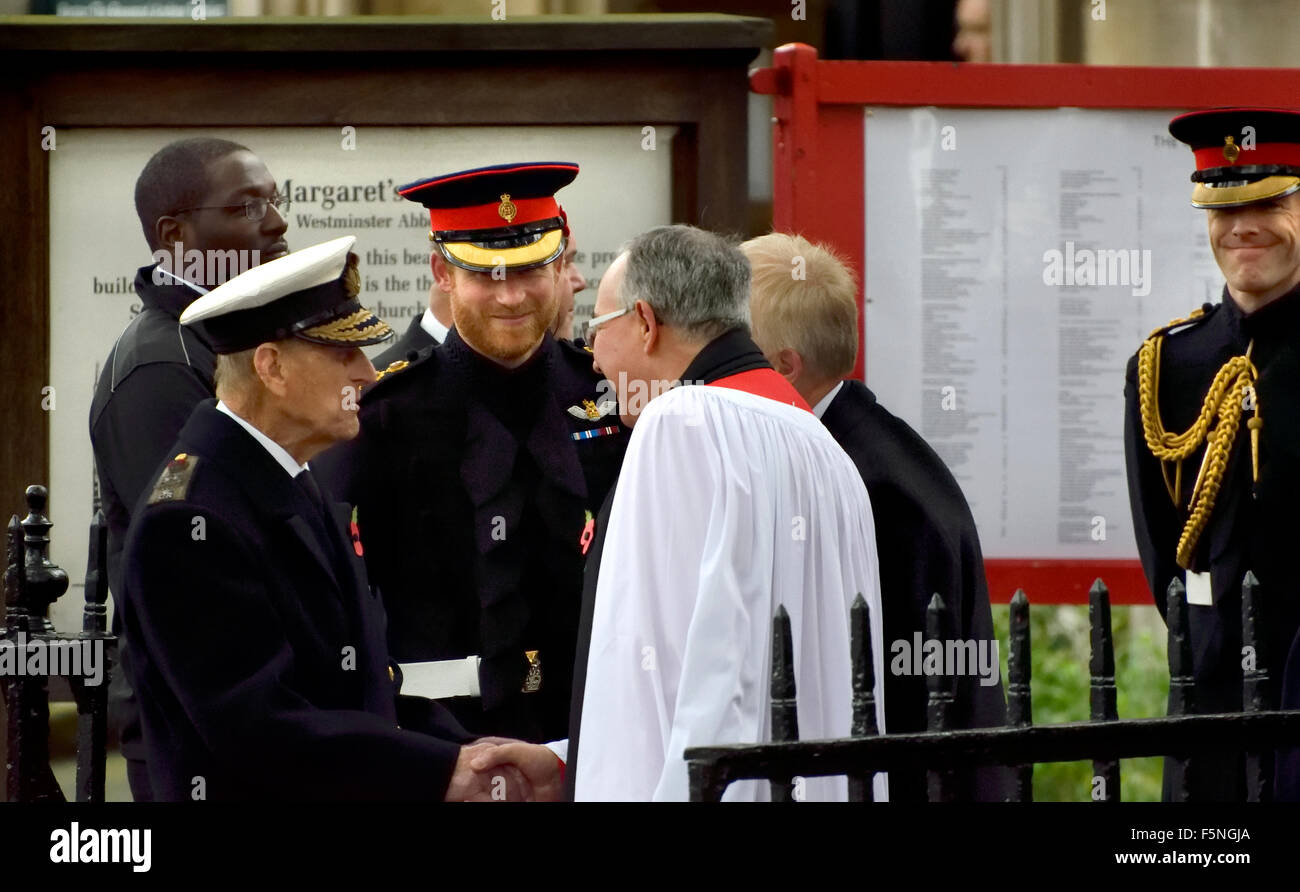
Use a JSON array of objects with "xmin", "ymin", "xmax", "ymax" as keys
[{"xmin": 989, "ymin": 599, "xmax": 1169, "ymax": 801}]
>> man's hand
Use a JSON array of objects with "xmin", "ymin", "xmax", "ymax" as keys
[
  {"xmin": 468, "ymin": 742, "xmax": 565, "ymax": 802},
  {"xmin": 444, "ymin": 742, "xmax": 533, "ymax": 802}
]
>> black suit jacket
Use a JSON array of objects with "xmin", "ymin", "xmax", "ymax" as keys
[
  {"xmin": 372, "ymin": 314, "xmax": 439, "ymax": 370},
  {"xmin": 89, "ymin": 264, "xmax": 216, "ymax": 769},
  {"xmin": 317, "ymin": 328, "xmax": 628, "ymax": 744},
  {"xmin": 121, "ymin": 401, "xmax": 473, "ymax": 801},
  {"xmin": 821, "ymin": 380, "xmax": 1007, "ymax": 801}
]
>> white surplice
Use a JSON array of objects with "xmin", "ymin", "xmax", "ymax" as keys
[{"xmin": 574, "ymin": 383, "xmax": 887, "ymax": 801}]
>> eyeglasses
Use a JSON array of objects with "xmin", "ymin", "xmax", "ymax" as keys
[
  {"xmin": 173, "ymin": 192, "xmax": 290, "ymax": 222},
  {"xmin": 580, "ymin": 307, "xmax": 631, "ymax": 347}
]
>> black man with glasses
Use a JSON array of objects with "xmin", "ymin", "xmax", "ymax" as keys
[{"xmin": 89, "ymin": 138, "xmax": 289, "ymax": 801}]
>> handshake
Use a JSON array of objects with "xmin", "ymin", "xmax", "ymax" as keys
[{"xmin": 444, "ymin": 738, "xmax": 565, "ymax": 802}]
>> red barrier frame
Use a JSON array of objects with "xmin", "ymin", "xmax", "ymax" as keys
[{"xmin": 750, "ymin": 44, "xmax": 1300, "ymax": 605}]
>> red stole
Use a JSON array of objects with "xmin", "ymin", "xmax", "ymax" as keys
[{"xmin": 705, "ymin": 368, "xmax": 813, "ymax": 413}]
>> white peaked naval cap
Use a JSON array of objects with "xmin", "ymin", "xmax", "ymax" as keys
[{"xmin": 180, "ymin": 235, "xmax": 392, "ymax": 354}]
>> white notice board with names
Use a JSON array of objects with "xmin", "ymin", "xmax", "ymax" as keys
[{"xmin": 863, "ymin": 108, "xmax": 1224, "ymax": 561}]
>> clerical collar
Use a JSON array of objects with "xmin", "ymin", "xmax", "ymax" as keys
[
  {"xmin": 812, "ymin": 381, "xmax": 845, "ymax": 419},
  {"xmin": 215, "ymin": 400, "xmax": 306, "ymax": 478},
  {"xmin": 421, "ymin": 307, "xmax": 450, "ymax": 344},
  {"xmin": 679, "ymin": 327, "xmax": 772, "ymax": 385}
]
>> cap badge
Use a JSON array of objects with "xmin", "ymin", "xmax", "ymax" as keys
[
  {"xmin": 497, "ymin": 193, "xmax": 518, "ymax": 223},
  {"xmin": 1223, "ymin": 136, "xmax": 1240, "ymax": 164},
  {"xmin": 522, "ymin": 650, "xmax": 542, "ymax": 693}
]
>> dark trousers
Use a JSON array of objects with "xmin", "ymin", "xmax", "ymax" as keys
[{"xmin": 126, "ymin": 756, "xmax": 154, "ymax": 802}]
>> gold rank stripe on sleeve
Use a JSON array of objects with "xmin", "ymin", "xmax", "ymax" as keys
[{"xmin": 1136, "ymin": 307, "xmax": 1261, "ymax": 569}]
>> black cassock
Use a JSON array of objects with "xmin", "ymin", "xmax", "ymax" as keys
[
  {"xmin": 821, "ymin": 380, "xmax": 1008, "ymax": 801},
  {"xmin": 89, "ymin": 264, "xmax": 216, "ymax": 795},
  {"xmin": 1123, "ymin": 283, "xmax": 1300, "ymax": 801},
  {"xmin": 372, "ymin": 314, "xmax": 439, "ymax": 370},
  {"xmin": 317, "ymin": 328, "xmax": 628, "ymax": 744},
  {"xmin": 121, "ymin": 401, "xmax": 473, "ymax": 801}
]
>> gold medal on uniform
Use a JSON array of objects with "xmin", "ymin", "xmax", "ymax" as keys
[{"xmin": 522, "ymin": 649, "xmax": 542, "ymax": 693}]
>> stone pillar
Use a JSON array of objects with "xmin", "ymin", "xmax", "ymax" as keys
[{"xmin": 1078, "ymin": 0, "xmax": 1298, "ymax": 67}]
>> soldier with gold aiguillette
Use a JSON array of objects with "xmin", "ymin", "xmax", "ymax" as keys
[{"xmin": 1123, "ymin": 107, "xmax": 1300, "ymax": 801}]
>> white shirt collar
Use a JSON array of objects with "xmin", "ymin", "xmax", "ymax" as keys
[
  {"xmin": 215, "ymin": 400, "xmax": 306, "ymax": 479},
  {"xmin": 421, "ymin": 307, "xmax": 450, "ymax": 344},
  {"xmin": 812, "ymin": 380, "xmax": 845, "ymax": 420},
  {"xmin": 154, "ymin": 266, "xmax": 209, "ymax": 295}
]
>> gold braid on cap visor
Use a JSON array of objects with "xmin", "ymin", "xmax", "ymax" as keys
[
  {"xmin": 1190, "ymin": 175, "xmax": 1300, "ymax": 209},
  {"xmin": 302, "ymin": 307, "xmax": 390, "ymax": 343},
  {"xmin": 297, "ymin": 254, "xmax": 390, "ymax": 344},
  {"xmin": 1137, "ymin": 308, "xmax": 1261, "ymax": 569},
  {"xmin": 440, "ymin": 228, "xmax": 564, "ymax": 271}
]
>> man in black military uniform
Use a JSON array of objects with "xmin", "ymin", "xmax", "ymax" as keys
[
  {"xmin": 1123, "ymin": 107, "xmax": 1300, "ymax": 801},
  {"xmin": 742, "ymin": 232, "xmax": 1007, "ymax": 801},
  {"xmin": 121, "ymin": 235, "xmax": 562, "ymax": 801},
  {"xmin": 316, "ymin": 162, "xmax": 628, "ymax": 746},
  {"xmin": 89, "ymin": 137, "xmax": 289, "ymax": 800}
]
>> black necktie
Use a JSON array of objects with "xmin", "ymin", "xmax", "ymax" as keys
[
  {"xmin": 296, "ymin": 466, "xmax": 327, "ymax": 513},
  {"xmin": 295, "ymin": 468, "xmax": 343, "ymax": 561}
]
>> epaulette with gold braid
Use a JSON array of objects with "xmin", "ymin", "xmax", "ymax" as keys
[
  {"xmin": 1136, "ymin": 304, "xmax": 1259, "ymax": 569},
  {"xmin": 1143, "ymin": 305, "xmax": 1211, "ymax": 341},
  {"xmin": 374, "ymin": 358, "xmax": 410, "ymax": 383}
]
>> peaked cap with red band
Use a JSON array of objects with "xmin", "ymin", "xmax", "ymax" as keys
[
  {"xmin": 398, "ymin": 161, "xmax": 578, "ymax": 272},
  {"xmin": 1169, "ymin": 107, "xmax": 1300, "ymax": 209}
]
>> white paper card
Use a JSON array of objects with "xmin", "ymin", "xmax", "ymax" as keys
[{"xmin": 1185, "ymin": 570, "xmax": 1213, "ymax": 607}]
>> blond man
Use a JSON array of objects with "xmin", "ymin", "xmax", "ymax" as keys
[{"xmin": 743, "ymin": 232, "xmax": 1007, "ymax": 802}]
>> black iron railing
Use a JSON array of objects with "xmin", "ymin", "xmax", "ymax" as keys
[
  {"xmin": 686, "ymin": 577, "xmax": 1299, "ymax": 802},
  {"xmin": 2, "ymin": 485, "xmax": 114, "ymax": 802}
]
